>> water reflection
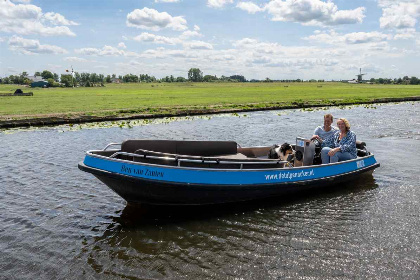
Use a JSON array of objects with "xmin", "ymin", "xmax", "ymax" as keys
[
  {"xmin": 82, "ymin": 174, "xmax": 379, "ymax": 279},
  {"xmin": 112, "ymin": 173, "xmax": 378, "ymax": 228}
]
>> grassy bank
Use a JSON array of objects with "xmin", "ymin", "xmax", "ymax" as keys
[{"xmin": 0, "ymin": 82, "xmax": 419, "ymax": 127}]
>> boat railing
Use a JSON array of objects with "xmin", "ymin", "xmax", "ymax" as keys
[
  {"xmin": 103, "ymin": 143, "xmax": 122, "ymax": 151},
  {"xmin": 108, "ymin": 151, "xmax": 288, "ymax": 169}
]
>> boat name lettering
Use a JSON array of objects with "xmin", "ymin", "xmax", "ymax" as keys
[
  {"xmin": 356, "ymin": 160, "xmax": 365, "ymax": 169},
  {"xmin": 120, "ymin": 165, "xmax": 164, "ymax": 178},
  {"xmin": 265, "ymin": 169, "xmax": 314, "ymax": 181},
  {"xmin": 144, "ymin": 169, "xmax": 164, "ymax": 178}
]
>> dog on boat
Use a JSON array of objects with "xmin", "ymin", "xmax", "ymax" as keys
[{"xmin": 268, "ymin": 143, "xmax": 295, "ymax": 161}]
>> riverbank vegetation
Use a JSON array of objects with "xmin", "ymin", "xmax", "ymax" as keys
[{"xmin": 0, "ymin": 82, "xmax": 419, "ymax": 125}]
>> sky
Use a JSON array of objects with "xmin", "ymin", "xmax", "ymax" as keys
[{"xmin": 0, "ymin": 0, "xmax": 419, "ymax": 80}]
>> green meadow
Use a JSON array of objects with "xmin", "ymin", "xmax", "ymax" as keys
[{"xmin": 0, "ymin": 82, "xmax": 419, "ymax": 120}]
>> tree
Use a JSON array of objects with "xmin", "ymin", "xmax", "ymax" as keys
[
  {"xmin": 80, "ymin": 72, "xmax": 90, "ymax": 83},
  {"xmin": 188, "ymin": 68, "xmax": 203, "ymax": 82},
  {"xmin": 90, "ymin": 73, "xmax": 98, "ymax": 83},
  {"xmin": 74, "ymin": 72, "xmax": 81, "ymax": 84},
  {"xmin": 410, "ymin": 76, "xmax": 419, "ymax": 85},
  {"xmin": 105, "ymin": 75, "xmax": 111, "ymax": 83},
  {"xmin": 60, "ymin": 74, "xmax": 73, "ymax": 87},
  {"xmin": 53, "ymin": 73, "xmax": 59, "ymax": 82},
  {"xmin": 203, "ymin": 75, "xmax": 217, "ymax": 82},
  {"xmin": 34, "ymin": 71, "xmax": 41, "ymax": 77},
  {"xmin": 47, "ymin": 78, "xmax": 56, "ymax": 87},
  {"xmin": 229, "ymin": 75, "xmax": 246, "ymax": 82},
  {"xmin": 41, "ymin": 70, "xmax": 54, "ymax": 80},
  {"xmin": 176, "ymin": 76, "xmax": 187, "ymax": 82}
]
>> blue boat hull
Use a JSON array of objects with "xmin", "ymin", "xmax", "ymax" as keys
[{"xmin": 78, "ymin": 153, "xmax": 380, "ymax": 205}]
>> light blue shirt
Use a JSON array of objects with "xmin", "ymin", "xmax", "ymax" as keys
[{"xmin": 314, "ymin": 126, "xmax": 338, "ymax": 140}]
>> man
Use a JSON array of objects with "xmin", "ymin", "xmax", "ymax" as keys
[{"xmin": 311, "ymin": 113, "xmax": 337, "ymax": 143}]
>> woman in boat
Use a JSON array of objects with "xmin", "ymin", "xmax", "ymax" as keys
[
  {"xmin": 321, "ymin": 118, "xmax": 357, "ymax": 164},
  {"xmin": 311, "ymin": 113, "xmax": 337, "ymax": 142}
]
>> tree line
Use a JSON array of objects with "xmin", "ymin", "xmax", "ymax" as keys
[
  {"xmin": 1, "ymin": 68, "xmax": 419, "ymax": 87},
  {"xmin": 368, "ymin": 76, "xmax": 420, "ymax": 85}
]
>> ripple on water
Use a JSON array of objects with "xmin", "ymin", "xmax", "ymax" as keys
[{"xmin": 0, "ymin": 102, "xmax": 419, "ymax": 279}]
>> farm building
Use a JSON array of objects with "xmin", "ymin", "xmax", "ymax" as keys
[{"xmin": 31, "ymin": 81, "xmax": 49, "ymax": 88}]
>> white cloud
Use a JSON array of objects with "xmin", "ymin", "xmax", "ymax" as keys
[
  {"xmin": 133, "ymin": 32, "xmax": 181, "ymax": 45},
  {"xmin": 265, "ymin": 58, "xmax": 339, "ymax": 69},
  {"xmin": 264, "ymin": 0, "xmax": 365, "ymax": 26},
  {"xmin": 118, "ymin": 42, "xmax": 127, "ymax": 49},
  {"xmin": 180, "ymin": 30, "xmax": 203, "ymax": 39},
  {"xmin": 184, "ymin": 40, "xmax": 213, "ymax": 50},
  {"xmin": 0, "ymin": 0, "xmax": 76, "ymax": 36},
  {"xmin": 233, "ymin": 38, "xmax": 282, "ymax": 54},
  {"xmin": 304, "ymin": 30, "xmax": 391, "ymax": 45},
  {"xmin": 75, "ymin": 46, "xmax": 126, "ymax": 56},
  {"xmin": 8, "ymin": 35, "xmax": 67, "ymax": 54},
  {"xmin": 393, "ymin": 28, "xmax": 417, "ymax": 40},
  {"xmin": 64, "ymin": 57, "xmax": 89, "ymax": 62},
  {"xmin": 345, "ymin": 32, "xmax": 390, "ymax": 44},
  {"xmin": 378, "ymin": 0, "xmax": 420, "ymax": 29},
  {"xmin": 126, "ymin": 7, "xmax": 187, "ymax": 31},
  {"xmin": 154, "ymin": 0, "xmax": 180, "ymax": 2},
  {"xmin": 44, "ymin": 12, "xmax": 79, "ymax": 26},
  {"xmin": 236, "ymin": 2, "xmax": 263, "ymax": 14},
  {"xmin": 207, "ymin": 0, "xmax": 233, "ymax": 8},
  {"xmin": 11, "ymin": 0, "xmax": 32, "ymax": 3}
]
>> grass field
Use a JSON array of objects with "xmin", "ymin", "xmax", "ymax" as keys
[{"xmin": 0, "ymin": 82, "xmax": 419, "ymax": 121}]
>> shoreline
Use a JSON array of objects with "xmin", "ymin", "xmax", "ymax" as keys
[{"xmin": 1, "ymin": 96, "xmax": 419, "ymax": 129}]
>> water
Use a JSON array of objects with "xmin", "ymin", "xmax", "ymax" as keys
[{"xmin": 0, "ymin": 102, "xmax": 419, "ymax": 279}]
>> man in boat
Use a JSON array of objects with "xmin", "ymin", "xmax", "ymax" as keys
[{"xmin": 311, "ymin": 113, "xmax": 337, "ymax": 143}]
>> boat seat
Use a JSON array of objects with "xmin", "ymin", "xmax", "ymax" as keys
[
  {"xmin": 209, "ymin": 153, "xmax": 249, "ymax": 160},
  {"xmin": 122, "ymin": 139, "xmax": 238, "ymax": 156},
  {"xmin": 122, "ymin": 140, "xmax": 177, "ymax": 154}
]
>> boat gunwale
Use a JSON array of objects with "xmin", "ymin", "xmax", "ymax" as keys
[
  {"xmin": 84, "ymin": 149, "xmax": 377, "ymax": 172},
  {"xmin": 78, "ymin": 160, "xmax": 380, "ymax": 187}
]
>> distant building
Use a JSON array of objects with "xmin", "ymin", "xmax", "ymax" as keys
[
  {"xmin": 111, "ymin": 78, "xmax": 121, "ymax": 83},
  {"xmin": 31, "ymin": 81, "xmax": 49, "ymax": 88},
  {"xmin": 27, "ymin": 76, "xmax": 46, "ymax": 83}
]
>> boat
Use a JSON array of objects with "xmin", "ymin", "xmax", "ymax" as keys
[{"xmin": 78, "ymin": 138, "xmax": 380, "ymax": 205}]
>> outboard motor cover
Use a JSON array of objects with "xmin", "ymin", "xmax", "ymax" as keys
[{"xmin": 294, "ymin": 137, "xmax": 316, "ymax": 167}]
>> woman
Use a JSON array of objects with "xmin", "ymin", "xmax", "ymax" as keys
[{"xmin": 321, "ymin": 118, "xmax": 357, "ymax": 164}]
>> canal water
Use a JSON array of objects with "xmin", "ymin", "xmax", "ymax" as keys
[{"xmin": 0, "ymin": 102, "xmax": 419, "ymax": 279}]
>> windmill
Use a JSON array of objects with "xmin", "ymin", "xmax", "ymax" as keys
[
  {"xmin": 356, "ymin": 68, "xmax": 366, "ymax": 83},
  {"xmin": 66, "ymin": 65, "xmax": 75, "ymax": 88}
]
